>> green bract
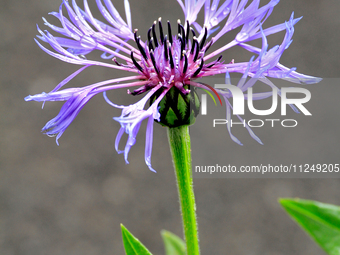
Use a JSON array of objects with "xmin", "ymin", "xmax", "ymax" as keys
[{"xmin": 150, "ymin": 86, "xmax": 200, "ymax": 128}]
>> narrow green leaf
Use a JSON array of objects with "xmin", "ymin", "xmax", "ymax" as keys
[
  {"xmin": 121, "ymin": 224, "xmax": 153, "ymax": 255},
  {"xmin": 280, "ymin": 198, "xmax": 340, "ymax": 255},
  {"xmin": 161, "ymin": 230, "xmax": 186, "ymax": 255}
]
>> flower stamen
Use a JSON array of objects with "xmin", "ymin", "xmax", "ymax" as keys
[
  {"xmin": 167, "ymin": 21, "xmax": 173, "ymax": 44},
  {"xmin": 130, "ymin": 51, "xmax": 144, "ymax": 73},
  {"xmin": 193, "ymin": 59, "xmax": 204, "ymax": 77},
  {"xmin": 158, "ymin": 17, "xmax": 165, "ymax": 43},
  {"xmin": 200, "ymin": 26, "xmax": 208, "ymax": 49},
  {"xmin": 152, "ymin": 21, "xmax": 159, "ymax": 48}
]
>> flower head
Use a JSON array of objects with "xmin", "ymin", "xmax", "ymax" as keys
[{"xmin": 26, "ymin": 0, "xmax": 321, "ymax": 171}]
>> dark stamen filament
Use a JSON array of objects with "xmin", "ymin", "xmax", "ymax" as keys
[
  {"xmin": 131, "ymin": 51, "xmax": 144, "ymax": 73},
  {"xmin": 163, "ymin": 35, "xmax": 168, "ymax": 61},
  {"xmin": 158, "ymin": 18, "xmax": 164, "ymax": 43},
  {"xmin": 167, "ymin": 21, "xmax": 173, "ymax": 44},
  {"xmin": 183, "ymin": 53, "xmax": 188, "ymax": 74},
  {"xmin": 193, "ymin": 59, "xmax": 204, "ymax": 77},
  {"xmin": 149, "ymin": 37, "xmax": 154, "ymax": 51},
  {"xmin": 178, "ymin": 21, "xmax": 186, "ymax": 43},
  {"xmin": 152, "ymin": 22, "xmax": 159, "ymax": 48},
  {"xmin": 177, "ymin": 19, "xmax": 181, "ymax": 34},
  {"xmin": 178, "ymin": 34, "xmax": 185, "ymax": 54},
  {"xmin": 191, "ymin": 37, "xmax": 198, "ymax": 55},
  {"xmin": 134, "ymin": 29, "xmax": 138, "ymax": 42},
  {"xmin": 137, "ymin": 36, "xmax": 148, "ymax": 60},
  {"xmin": 207, "ymin": 55, "xmax": 223, "ymax": 68},
  {"xmin": 150, "ymin": 51, "xmax": 159, "ymax": 74},
  {"xmin": 147, "ymin": 27, "xmax": 152, "ymax": 43},
  {"xmin": 191, "ymin": 27, "xmax": 196, "ymax": 38},
  {"xmin": 113, "ymin": 57, "xmax": 121, "ymax": 66},
  {"xmin": 194, "ymin": 40, "xmax": 200, "ymax": 62},
  {"xmin": 185, "ymin": 20, "xmax": 190, "ymax": 44},
  {"xmin": 169, "ymin": 45, "xmax": 174, "ymax": 69},
  {"xmin": 200, "ymin": 27, "xmax": 208, "ymax": 49}
]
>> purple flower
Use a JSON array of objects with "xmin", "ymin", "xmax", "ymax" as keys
[{"xmin": 26, "ymin": 0, "xmax": 321, "ymax": 171}]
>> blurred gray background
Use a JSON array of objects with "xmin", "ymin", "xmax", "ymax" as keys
[{"xmin": 1, "ymin": 0, "xmax": 340, "ymax": 254}]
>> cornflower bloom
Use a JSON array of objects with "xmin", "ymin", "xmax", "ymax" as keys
[{"xmin": 26, "ymin": 0, "xmax": 321, "ymax": 171}]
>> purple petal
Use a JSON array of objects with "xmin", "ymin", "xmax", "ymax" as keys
[{"xmin": 145, "ymin": 115, "xmax": 156, "ymax": 173}]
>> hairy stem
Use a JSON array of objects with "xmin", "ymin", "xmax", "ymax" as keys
[{"xmin": 167, "ymin": 125, "xmax": 200, "ymax": 255}]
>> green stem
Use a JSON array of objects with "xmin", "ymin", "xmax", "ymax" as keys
[{"xmin": 167, "ymin": 125, "xmax": 200, "ymax": 255}]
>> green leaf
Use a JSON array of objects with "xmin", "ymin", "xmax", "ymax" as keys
[
  {"xmin": 121, "ymin": 224, "xmax": 153, "ymax": 255},
  {"xmin": 161, "ymin": 230, "xmax": 186, "ymax": 255},
  {"xmin": 280, "ymin": 198, "xmax": 340, "ymax": 255}
]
